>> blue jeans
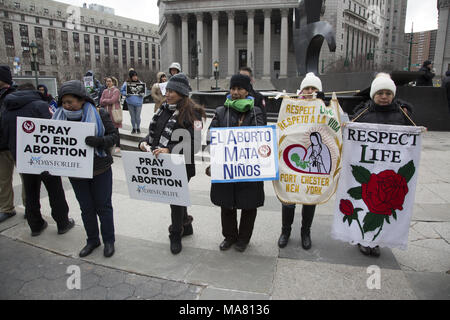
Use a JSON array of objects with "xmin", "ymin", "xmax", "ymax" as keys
[
  {"xmin": 69, "ymin": 168, "xmax": 115, "ymax": 245},
  {"xmin": 128, "ymin": 103, "xmax": 142, "ymax": 130}
]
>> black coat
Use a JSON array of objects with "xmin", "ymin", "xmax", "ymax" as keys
[
  {"xmin": 416, "ymin": 66, "xmax": 435, "ymax": 87},
  {"xmin": 351, "ymin": 98, "xmax": 415, "ymax": 126},
  {"xmin": 0, "ymin": 84, "xmax": 17, "ymax": 151},
  {"xmin": 140, "ymin": 103, "xmax": 203, "ymax": 180},
  {"xmin": 1, "ymin": 90, "xmax": 52, "ymax": 161},
  {"xmin": 442, "ymin": 72, "xmax": 450, "ymax": 106},
  {"xmin": 91, "ymin": 107, "xmax": 118, "ymax": 175},
  {"xmin": 209, "ymin": 105, "xmax": 265, "ymax": 209},
  {"xmin": 249, "ymin": 86, "xmax": 267, "ymax": 124}
]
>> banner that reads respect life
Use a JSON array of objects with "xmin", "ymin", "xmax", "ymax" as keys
[
  {"xmin": 121, "ymin": 151, "xmax": 191, "ymax": 206},
  {"xmin": 331, "ymin": 122, "xmax": 424, "ymax": 250},
  {"xmin": 273, "ymin": 97, "xmax": 343, "ymax": 205},
  {"xmin": 209, "ymin": 125, "xmax": 279, "ymax": 183},
  {"xmin": 16, "ymin": 117, "xmax": 95, "ymax": 178}
]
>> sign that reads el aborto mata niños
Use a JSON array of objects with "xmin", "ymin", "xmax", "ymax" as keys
[
  {"xmin": 16, "ymin": 117, "xmax": 95, "ymax": 178},
  {"xmin": 332, "ymin": 122, "xmax": 424, "ymax": 250},
  {"xmin": 273, "ymin": 97, "xmax": 343, "ymax": 205},
  {"xmin": 209, "ymin": 125, "xmax": 279, "ymax": 183},
  {"xmin": 121, "ymin": 151, "xmax": 190, "ymax": 207}
]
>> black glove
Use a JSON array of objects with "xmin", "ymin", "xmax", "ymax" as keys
[
  {"xmin": 316, "ymin": 91, "xmax": 325, "ymax": 100},
  {"xmin": 85, "ymin": 136, "xmax": 105, "ymax": 148},
  {"xmin": 40, "ymin": 171, "xmax": 52, "ymax": 178}
]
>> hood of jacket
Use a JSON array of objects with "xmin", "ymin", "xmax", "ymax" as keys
[{"xmin": 3, "ymin": 90, "xmax": 44, "ymax": 111}]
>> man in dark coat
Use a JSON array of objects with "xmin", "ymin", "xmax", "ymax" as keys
[
  {"xmin": 239, "ymin": 67, "xmax": 267, "ymax": 124},
  {"xmin": 1, "ymin": 83, "xmax": 75, "ymax": 236},
  {"xmin": 208, "ymin": 74, "xmax": 265, "ymax": 253},
  {"xmin": 0, "ymin": 65, "xmax": 20, "ymax": 223},
  {"xmin": 442, "ymin": 70, "xmax": 450, "ymax": 112},
  {"xmin": 416, "ymin": 60, "xmax": 435, "ymax": 87}
]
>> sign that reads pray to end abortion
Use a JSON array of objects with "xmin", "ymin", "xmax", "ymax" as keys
[
  {"xmin": 16, "ymin": 117, "xmax": 95, "ymax": 178},
  {"xmin": 209, "ymin": 125, "xmax": 279, "ymax": 183},
  {"xmin": 121, "ymin": 151, "xmax": 190, "ymax": 206}
]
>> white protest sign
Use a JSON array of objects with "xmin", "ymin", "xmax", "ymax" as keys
[
  {"xmin": 16, "ymin": 117, "xmax": 95, "ymax": 178},
  {"xmin": 121, "ymin": 151, "xmax": 191, "ymax": 206},
  {"xmin": 159, "ymin": 82, "xmax": 167, "ymax": 96},
  {"xmin": 83, "ymin": 76, "xmax": 94, "ymax": 89},
  {"xmin": 209, "ymin": 125, "xmax": 279, "ymax": 183}
]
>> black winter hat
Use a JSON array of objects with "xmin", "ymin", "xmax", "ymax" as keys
[
  {"xmin": 166, "ymin": 73, "xmax": 191, "ymax": 97},
  {"xmin": 129, "ymin": 69, "xmax": 138, "ymax": 79},
  {"xmin": 0, "ymin": 65, "xmax": 13, "ymax": 85},
  {"xmin": 230, "ymin": 74, "xmax": 251, "ymax": 92},
  {"xmin": 58, "ymin": 80, "xmax": 96, "ymax": 106},
  {"xmin": 423, "ymin": 60, "xmax": 432, "ymax": 67}
]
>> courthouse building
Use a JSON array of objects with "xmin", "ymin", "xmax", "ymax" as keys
[
  {"xmin": 158, "ymin": 0, "xmax": 407, "ymax": 80},
  {"xmin": 0, "ymin": 0, "xmax": 160, "ymax": 84},
  {"xmin": 434, "ymin": 0, "xmax": 450, "ymax": 76}
]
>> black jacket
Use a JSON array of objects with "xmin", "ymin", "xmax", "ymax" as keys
[
  {"xmin": 351, "ymin": 98, "xmax": 415, "ymax": 126},
  {"xmin": 249, "ymin": 86, "xmax": 267, "ymax": 124},
  {"xmin": 442, "ymin": 71, "xmax": 450, "ymax": 103},
  {"xmin": 208, "ymin": 105, "xmax": 265, "ymax": 209},
  {"xmin": 140, "ymin": 103, "xmax": 203, "ymax": 180},
  {"xmin": 91, "ymin": 107, "xmax": 118, "ymax": 175},
  {"xmin": 1, "ymin": 90, "xmax": 52, "ymax": 161},
  {"xmin": 0, "ymin": 84, "xmax": 17, "ymax": 151},
  {"xmin": 416, "ymin": 66, "xmax": 435, "ymax": 87}
]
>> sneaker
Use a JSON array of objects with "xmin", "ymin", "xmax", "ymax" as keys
[
  {"xmin": 58, "ymin": 218, "xmax": 75, "ymax": 235},
  {"xmin": 31, "ymin": 220, "xmax": 48, "ymax": 237}
]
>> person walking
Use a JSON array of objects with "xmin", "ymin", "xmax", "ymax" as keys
[
  {"xmin": 54, "ymin": 80, "xmax": 119, "ymax": 258},
  {"xmin": 139, "ymin": 74, "xmax": 205, "ymax": 254},
  {"xmin": 168, "ymin": 62, "xmax": 182, "ymax": 78},
  {"xmin": 121, "ymin": 69, "xmax": 145, "ymax": 134},
  {"xmin": 100, "ymin": 76, "xmax": 122, "ymax": 153},
  {"xmin": 416, "ymin": 60, "xmax": 435, "ymax": 87},
  {"xmin": 209, "ymin": 74, "xmax": 265, "ymax": 252},
  {"xmin": 37, "ymin": 84, "xmax": 58, "ymax": 114},
  {"xmin": 0, "ymin": 65, "xmax": 25, "ymax": 223},
  {"xmin": 151, "ymin": 72, "xmax": 167, "ymax": 112},
  {"xmin": 351, "ymin": 73, "xmax": 416, "ymax": 257},
  {"xmin": 239, "ymin": 66, "xmax": 267, "ymax": 124},
  {"xmin": 278, "ymin": 72, "xmax": 323, "ymax": 250},
  {"xmin": 2, "ymin": 83, "xmax": 75, "ymax": 236}
]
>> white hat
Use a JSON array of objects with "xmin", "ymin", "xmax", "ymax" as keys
[
  {"xmin": 169, "ymin": 62, "xmax": 181, "ymax": 73},
  {"xmin": 300, "ymin": 72, "xmax": 322, "ymax": 92},
  {"xmin": 370, "ymin": 73, "xmax": 396, "ymax": 100}
]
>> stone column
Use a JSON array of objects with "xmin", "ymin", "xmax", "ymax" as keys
[
  {"xmin": 181, "ymin": 13, "xmax": 189, "ymax": 75},
  {"xmin": 211, "ymin": 11, "xmax": 220, "ymax": 77},
  {"xmin": 196, "ymin": 12, "xmax": 205, "ymax": 79},
  {"xmin": 279, "ymin": 8, "xmax": 289, "ymax": 78},
  {"xmin": 263, "ymin": 9, "xmax": 272, "ymax": 79},
  {"xmin": 166, "ymin": 14, "xmax": 176, "ymax": 67},
  {"xmin": 227, "ymin": 11, "xmax": 235, "ymax": 78},
  {"xmin": 246, "ymin": 10, "xmax": 255, "ymax": 71}
]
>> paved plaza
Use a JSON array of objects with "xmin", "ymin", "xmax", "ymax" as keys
[{"xmin": 0, "ymin": 104, "xmax": 449, "ymax": 300}]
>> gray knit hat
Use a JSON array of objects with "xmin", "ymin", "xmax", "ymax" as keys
[
  {"xmin": 58, "ymin": 80, "xmax": 96, "ymax": 106},
  {"xmin": 165, "ymin": 73, "xmax": 191, "ymax": 96}
]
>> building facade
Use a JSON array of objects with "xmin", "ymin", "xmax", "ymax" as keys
[
  {"xmin": 0, "ymin": 0, "xmax": 160, "ymax": 85},
  {"xmin": 405, "ymin": 30, "xmax": 438, "ymax": 72},
  {"xmin": 434, "ymin": 0, "xmax": 450, "ymax": 76},
  {"xmin": 158, "ymin": 0, "xmax": 406, "ymax": 80}
]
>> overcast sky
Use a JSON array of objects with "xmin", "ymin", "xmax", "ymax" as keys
[{"xmin": 57, "ymin": 0, "xmax": 439, "ymax": 32}]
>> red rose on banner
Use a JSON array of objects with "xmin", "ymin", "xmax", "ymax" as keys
[
  {"xmin": 339, "ymin": 199, "xmax": 354, "ymax": 216},
  {"xmin": 361, "ymin": 170, "xmax": 409, "ymax": 216}
]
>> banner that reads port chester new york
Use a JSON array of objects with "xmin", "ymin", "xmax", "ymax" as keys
[
  {"xmin": 16, "ymin": 117, "xmax": 95, "ymax": 178},
  {"xmin": 121, "ymin": 151, "xmax": 191, "ymax": 206},
  {"xmin": 273, "ymin": 96, "xmax": 344, "ymax": 205},
  {"xmin": 331, "ymin": 122, "xmax": 425, "ymax": 250}
]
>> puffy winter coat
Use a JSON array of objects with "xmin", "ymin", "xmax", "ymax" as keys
[{"xmin": 351, "ymin": 98, "xmax": 415, "ymax": 126}]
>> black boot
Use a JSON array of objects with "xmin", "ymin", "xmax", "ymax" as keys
[
  {"xmin": 278, "ymin": 229, "xmax": 291, "ymax": 248},
  {"xmin": 169, "ymin": 229, "xmax": 183, "ymax": 254},
  {"xmin": 279, "ymin": 205, "xmax": 295, "ymax": 248},
  {"xmin": 182, "ymin": 215, "xmax": 194, "ymax": 237},
  {"xmin": 301, "ymin": 205, "xmax": 316, "ymax": 250}
]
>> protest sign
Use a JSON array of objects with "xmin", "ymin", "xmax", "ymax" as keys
[
  {"xmin": 121, "ymin": 151, "xmax": 190, "ymax": 206},
  {"xmin": 159, "ymin": 82, "xmax": 167, "ymax": 96},
  {"xmin": 209, "ymin": 125, "xmax": 278, "ymax": 183},
  {"xmin": 16, "ymin": 117, "xmax": 95, "ymax": 178},
  {"xmin": 126, "ymin": 83, "xmax": 146, "ymax": 96},
  {"xmin": 331, "ymin": 122, "xmax": 424, "ymax": 250},
  {"xmin": 273, "ymin": 97, "xmax": 343, "ymax": 205},
  {"xmin": 83, "ymin": 76, "xmax": 94, "ymax": 90}
]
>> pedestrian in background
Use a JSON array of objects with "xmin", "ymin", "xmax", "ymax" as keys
[
  {"xmin": 2, "ymin": 83, "xmax": 74, "ymax": 236},
  {"xmin": 351, "ymin": 73, "xmax": 415, "ymax": 258},
  {"xmin": 139, "ymin": 73, "xmax": 205, "ymax": 255},
  {"xmin": 168, "ymin": 62, "xmax": 182, "ymax": 78},
  {"xmin": 151, "ymin": 72, "xmax": 167, "ymax": 112},
  {"xmin": 277, "ymin": 72, "xmax": 323, "ymax": 250},
  {"xmin": 37, "ymin": 84, "xmax": 57, "ymax": 114},
  {"xmin": 416, "ymin": 60, "xmax": 435, "ymax": 87},
  {"xmin": 121, "ymin": 69, "xmax": 144, "ymax": 134},
  {"xmin": 442, "ymin": 70, "xmax": 450, "ymax": 112},
  {"xmin": 208, "ymin": 74, "xmax": 265, "ymax": 252},
  {"xmin": 100, "ymin": 76, "xmax": 122, "ymax": 153},
  {"xmin": 54, "ymin": 80, "xmax": 119, "ymax": 258}
]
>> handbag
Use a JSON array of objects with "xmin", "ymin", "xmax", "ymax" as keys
[
  {"xmin": 122, "ymin": 98, "xmax": 128, "ymax": 111},
  {"xmin": 111, "ymin": 106, "xmax": 123, "ymax": 123}
]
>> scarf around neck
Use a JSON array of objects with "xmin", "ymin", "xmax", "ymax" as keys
[
  {"xmin": 224, "ymin": 95, "xmax": 254, "ymax": 113},
  {"xmin": 148, "ymin": 103, "xmax": 179, "ymax": 148}
]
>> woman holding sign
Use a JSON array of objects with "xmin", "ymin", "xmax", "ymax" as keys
[
  {"xmin": 278, "ymin": 73, "xmax": 323, "ymax": 250},
  {"xmin": 209, "ymin": 74, "xmax": 265, "ymax": 253},
  {"xmin": 139, "ymin": 73, "xmax": 206, "ymax": 255},
  {"xmin": 121, "ymin": 69, "xmax": 144, "ymax": 134},
  {"xmin": 351, "ymin": 73, "xmax": 415, "ymax": 257},
  {"xmin": 54, "ymin": 80, "xmax": 119, "ymax": 258}
]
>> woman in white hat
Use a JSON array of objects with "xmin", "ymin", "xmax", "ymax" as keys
[{"xmin": 351, "ymin": 72, "xmax": 416, "ymax": 257}]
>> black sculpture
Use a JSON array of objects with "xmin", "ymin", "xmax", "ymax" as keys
[{"xmin": 293, "ymin": 0, "xmax": 336, "ymax": 76}]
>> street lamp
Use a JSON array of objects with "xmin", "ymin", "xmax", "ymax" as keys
[
  {"xmin": 213, "ymin": 60, "xmax": 219, "ymax": 90},
  {"xmin": 29, "ymin": 41, "xmax": 39, "ymax": 88}
]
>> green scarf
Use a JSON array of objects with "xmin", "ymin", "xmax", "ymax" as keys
[{"xmin": 224, "ymin": 97, "xmax": 254, "ymax": 113}]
